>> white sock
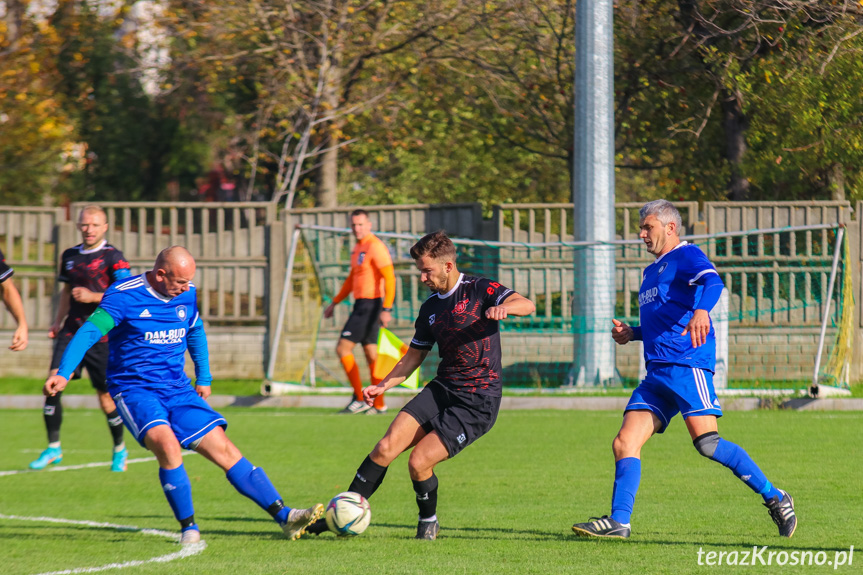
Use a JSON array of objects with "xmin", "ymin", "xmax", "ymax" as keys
[
  {"xmin": 48, "ymin": 442, "xmax": 61, "ymax": 449},
  {"xmin": 419, "ymin": 514, "xmax": 437, "ymax": 523}
]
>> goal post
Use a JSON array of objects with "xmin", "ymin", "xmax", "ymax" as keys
[
  {"xmin": 265, "ymin": 226, "xmax": 324, "ymax": 389},
  {"xmin": 812, "ymin": 226, "xmax": 853, "ymax": 396}
]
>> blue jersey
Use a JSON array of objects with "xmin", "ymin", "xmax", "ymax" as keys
[
  {"xmin": 98, "ymin": 274, "xmax": 200, "ymax": 391},
  {"xmin": 638, "ymin": 242, "xmax": 719, "ymax": 371}
]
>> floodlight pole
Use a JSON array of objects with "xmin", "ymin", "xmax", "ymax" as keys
[{"xmin": 572, "ymin": 0, "xmax": 616, "ymax": 386}]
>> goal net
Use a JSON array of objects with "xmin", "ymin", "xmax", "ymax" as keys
[
  {"xmin": 266, "ymin": 228, "xmax": 323, "ymax": 387},
  {"xmin": 266, "ymin": 222, "xmax": 851, "ymax": 395}
]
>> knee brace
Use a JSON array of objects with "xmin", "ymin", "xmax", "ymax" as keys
[{"xmin": 693, "ymin": 431, "xmax": 720, "ymax": 458}]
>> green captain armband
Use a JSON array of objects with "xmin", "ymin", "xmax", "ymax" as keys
[{"xmin": 87, "ymin": 307, "xmax": 116, "ymax": 336}]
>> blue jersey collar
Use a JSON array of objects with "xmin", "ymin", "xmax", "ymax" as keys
[{"xmin": 653, "ymin": 240, "xmax": 688, "ymax": 265}]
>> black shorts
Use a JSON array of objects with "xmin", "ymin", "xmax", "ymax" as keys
[
  {"xmin": 402, "ymin": 380, "xmax": 501, "ymax": 458},
  {"xmin": 51, "ymin": 333, "xmax": 109, "ymax": 392},
  {"xmin": 340, "ymin": 298, "xmax": 383, "ymax": 345}
]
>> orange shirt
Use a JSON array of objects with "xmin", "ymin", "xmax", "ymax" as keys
[{"xmin": 333, "ymin": 234, "xmax": 395, "ymax": 307}]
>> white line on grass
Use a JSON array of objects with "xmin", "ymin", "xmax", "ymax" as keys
[
  {"xmin": 0, "ymin": 514, "xmax": 206, "ymax": 575},
  {"xmin": 0, "ymin": 452, "xmax": 198, "ymax": 477}
]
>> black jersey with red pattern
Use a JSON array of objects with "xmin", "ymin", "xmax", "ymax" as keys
[
  {"xmin": 0, "ymin": 248, "xmax": 13, "ymax": 283},
  {"xmin": 410, "ymin": 274, "xmax": 515, "ymax": 396},
  {"xmin": 59, "ymin": 241, "xmax": 130, "ymax": 337}
]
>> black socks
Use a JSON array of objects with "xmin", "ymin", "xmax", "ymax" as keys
[
  {"xmin": 308, "ymin": 455, "xmax": 390, "ymax": 535},
  {"xmin": 348, "ymin": 455, "xmax": 389, "ymax": 499},
  {"xmin": 106, "ymin": 409, "xmax": 125, "ymax": 447},
  {"xmin": 44, "ymin": 393, "xmax": 63, "ymax": 444},
  {"xmin": 412, "ymin": 474, "xmax": 439, "ymax": 520}
]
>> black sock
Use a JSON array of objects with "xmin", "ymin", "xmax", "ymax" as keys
[
  {"xmin": 306, "ymin": 518, "xmax": 329, "ymax": 535},
  {"xmin": 266, "ymin": 500, "xmax": 285, "ymax": 519},
  {"xmin": 412, "ymin": 473, "xmax": 439, "ymax": 520},
  {"xmin": 105, "ymin": 410, "xmax": 125, "ymax": 447},
  {"xmin": 308, "ymin": 456, "xmax": 389, "ymax": 536},
  {"xmin": 180, "ymin": 515, "xmax": 196, "ymax": 530},
  {"xmin": 44, "ymin": 393, "xmax": 63, "ymax": 444},
  {"xmin": 348, "ymin": 455, "xmax": 389, "ymax": 500}
]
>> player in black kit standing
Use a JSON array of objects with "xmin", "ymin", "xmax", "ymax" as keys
[
  {"xmin": 307, "ymin": 230, "xmax": 535, "ymax": 539},
  {"xmin": 30, "ymin": 205, "xmax": 132, "ymax": 472}
]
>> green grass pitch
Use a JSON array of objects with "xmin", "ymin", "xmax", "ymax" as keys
[{"xmin": 1, "ymin": 408, "xmax": 861, "ymax": 574}]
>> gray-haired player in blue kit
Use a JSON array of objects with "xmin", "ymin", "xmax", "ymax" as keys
[
  {"xmin": 571, "ymin": 200, "xmax": 797, "ymax": 539},
  {"xmin": 44, "ymin": 246, "xmax": 323, "ymax": 544}
]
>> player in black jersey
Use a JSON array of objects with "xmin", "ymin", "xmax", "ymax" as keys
[
  {"xmin": 308, "ymin": 230, "xmax": 535, "ymax": 539},
  {"xmin": 30, "ymin": 206, "xmax": 132, "ymax": 472},
  {"xmin": 0, "ymin": 248, "xmax": 28, "ymax": 351}
]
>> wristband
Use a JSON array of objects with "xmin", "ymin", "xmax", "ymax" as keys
[{"xmin": 382, "ymin": 307, "xmax": 393, "ymax": 312}]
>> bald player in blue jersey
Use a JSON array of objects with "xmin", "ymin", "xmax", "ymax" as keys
[
  {"xmin": 571, "ymin": 200, "xmax": 797, "ymax": 540},
  {"xmin": 44, "ymin": 246, "xmax": 323, "ymax": 544}
]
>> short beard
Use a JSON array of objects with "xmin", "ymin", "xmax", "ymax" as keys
[{"xmin": 429, "ymin": 276, "xmax": 448, "ymax": 293}]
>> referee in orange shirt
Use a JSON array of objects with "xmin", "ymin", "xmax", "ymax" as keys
[{"xmin": 324, "ymin": 209, "xmax": 396, "ymax": 414}]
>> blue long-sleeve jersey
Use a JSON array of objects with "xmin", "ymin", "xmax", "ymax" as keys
[
  {"xmin": 635, "ymin": 242, "xmax": 724, "ymax": 371},
  {"xmin": 57, "ymin": 273, "xmax": 211, "ymax": 392}
]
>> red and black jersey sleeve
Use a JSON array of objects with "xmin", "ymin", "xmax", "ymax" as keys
[
  {"xmin": 476, "ymin": 278, "xmax": 514, "ymax": 311},
  {"xmin": 410, "ymin": 299, "xmax": 437, "ymax": 350},
  {"xmin": 106, "ymin": 247, "xmax": 131, "ymax": 283},
  {"xmin": 0, "ymin": 248, "xmax": 13, "ymax": 283}
]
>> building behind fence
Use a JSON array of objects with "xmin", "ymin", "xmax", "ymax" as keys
[{"xmin": 0, "ymin": 201, "xmax": 859, "ymax": 386}]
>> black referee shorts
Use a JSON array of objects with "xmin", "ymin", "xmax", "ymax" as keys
[
  {"xmin": 50, "ymin": 333, "xmax": 109, "ymax": 392},
  {"xmin": 402, "ymin": 380, "xmax": 501, "ymax": 458},
  {"xmin": 340, "ymin": 298, "xmax": 383, "ymax": 346}
]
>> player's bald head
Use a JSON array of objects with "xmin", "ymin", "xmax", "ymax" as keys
[
  {"xmin": 78, "ymin": 205, "xmax": 107, "ymax": 224},
  {"xmin": 151, "ymin": 246, "xmax": 196, "ymax": 297},
  {"xmin": 154, "ymin": 246, "xmax": 195, "ymax": 274}
]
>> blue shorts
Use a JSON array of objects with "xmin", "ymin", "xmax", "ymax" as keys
[
  {"xmin": 625, "ymin": 364, "xmax": 722, "ymax": 433},
  {"xmin": 112, "ymin": 384, "xmax": 227, "ymax": 449}
]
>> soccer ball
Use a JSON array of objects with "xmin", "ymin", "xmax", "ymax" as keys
[{"xmin": 325, "ymin": 491, "xmax": 371, "ymax": 536}]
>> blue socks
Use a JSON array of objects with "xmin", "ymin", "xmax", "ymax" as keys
[
  {"xmin": 159, "ymin": 464, "xmax": 195, "ymax": 525},
  {"xmin": 607, "ymin": 437, "xmax": 781, "ymax": 526},
  {"xmin": 159, "ymin": 459, "xmax": 290, "ymax": 529},
  {"xmin": 711, "ymin": 438, "xmax": 781, "ymax": 501},
  {"xmin": 226, "ymin": 457, "xmax": 290, "ymax": 523},
  {"xmin": 610, "ymin": 457, "xmax": 641, "ymax": 524}
]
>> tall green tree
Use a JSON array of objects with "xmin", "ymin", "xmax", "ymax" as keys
[
  {"xmin": 0, "ymin": 0, "xmax": 77, "ymax": 204},
  {"xmin": 739, "ymin": 6, "xmax": 863, "ymax": 199},
  {"xmin": 169, "ymin": 0, "xmax": 481, "ymax": 207},
  {"xmin": 51, "ymin": 1, "xmax": 223, "ymax": 201},
  {"xmin": 425, "ymin": 0, "xmax": 863, "ymax": 203},
  {"xmin": 340, "ymin": 64, "xmax": 570, "ymax": 208}
]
